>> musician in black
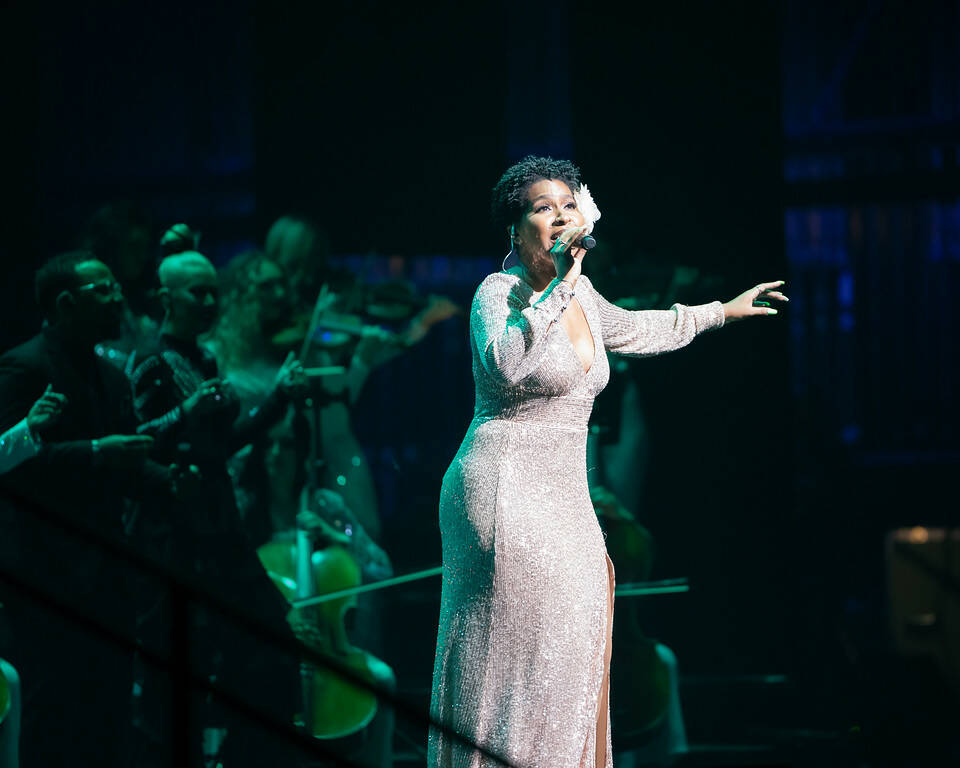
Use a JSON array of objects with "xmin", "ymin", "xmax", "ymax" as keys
[{"xmin": 0, "ymin": 251, "xmax": 190, "ymax": 768}]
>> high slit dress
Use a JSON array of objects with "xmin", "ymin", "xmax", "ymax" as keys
[{"xmin": 428, "ymin": 269, "xmax": 724, "ymax": 768}]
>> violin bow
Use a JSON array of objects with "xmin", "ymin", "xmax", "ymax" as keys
[
  {"xmin": 299, "ymin": 284, "xmax": 333, "ymax": 362},
  {"xmin": 292, "ymin": 570, "xmax": 689, "ymax": 608}
]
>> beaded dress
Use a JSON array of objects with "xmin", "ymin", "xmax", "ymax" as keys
[{"xmin": 429, "ymin": 268, "xmax": 724, "ymax": 767}]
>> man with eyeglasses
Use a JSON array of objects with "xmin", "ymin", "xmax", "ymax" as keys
[{"xmin": 0, "ymin": 251, "xmax": 195, "ymax": 768}]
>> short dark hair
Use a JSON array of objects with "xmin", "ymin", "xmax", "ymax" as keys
[
  {"xmin": 34, "ymin": 251, "xmax": 94, "ymax": 319},
  {"xmin": 490, "ymin": 155, "xmax": 582, "ymax": 233}
]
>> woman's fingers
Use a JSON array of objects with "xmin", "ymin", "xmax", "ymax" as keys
[
  {"xmin": 751, "ymin": 281, "xmax": 788, "ymax": 315},
  {"xmin": 550, "ymin": 226, "xmax": 586, "ymax": 254},
  {"xmin": 762, "ymin": 290, "xmax": 789, "ymax": 302},
  {"xmin": 755, "ymin": 280, "xmax": 786, "ymax": 295},
  {"xmin": 725, "ymin": 281, "xmax": 788, "ymax": 322}
]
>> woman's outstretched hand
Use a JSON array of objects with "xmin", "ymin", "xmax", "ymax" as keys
[{"xmin": 722, "ymin": 280, "xmax": 788, "ymax": 323}]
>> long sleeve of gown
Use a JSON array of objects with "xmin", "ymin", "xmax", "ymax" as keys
[
  {"xmin": 472, "ymin": 272, "xmax": 575, "ymax": 386},
  {"xmin": 582, "ymin": 275, "xmax": 725, "ymax": 356}
]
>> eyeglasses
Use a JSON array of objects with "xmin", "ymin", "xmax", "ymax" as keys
[{"xmin": 75, "ymin": 280, "xmax": 123, "ymax": 298}]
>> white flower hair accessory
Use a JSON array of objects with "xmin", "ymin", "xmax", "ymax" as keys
[{"xmin": 574, "ymin": 184, "xmax": 601, "ymax": 235}]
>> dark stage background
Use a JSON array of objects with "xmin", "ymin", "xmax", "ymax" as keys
[{"xmin": 1, "ymin": 1, "xmax": 958, "ymax": 765}]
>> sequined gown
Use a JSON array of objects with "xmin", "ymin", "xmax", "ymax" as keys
[{"xmin": 429, "ymin": 269, "xmax": 724, "ymax": 768}]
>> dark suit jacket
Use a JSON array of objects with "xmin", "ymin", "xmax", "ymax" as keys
[{"xmin": 0, "ymin": 327, "xmax": 170, "ymax": 616}]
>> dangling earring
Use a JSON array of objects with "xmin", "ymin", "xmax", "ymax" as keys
[{"xmin": 502, "ymin": 224, "xmax": 517, "ymax": 271}]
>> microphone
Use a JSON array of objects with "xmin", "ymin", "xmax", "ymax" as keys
[{"xmin": 578, "ymin": 234, "xmax": 597, "ymax": 250}]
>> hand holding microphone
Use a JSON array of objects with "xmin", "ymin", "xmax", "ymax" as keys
[{"xmin": 549, "ymin": 226, "xmax": 596, "ymax": 287}]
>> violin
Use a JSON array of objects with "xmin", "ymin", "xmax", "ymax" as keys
[{"xmin": 271, "ymin": 279, "xmax": 463, "ymax": 357}]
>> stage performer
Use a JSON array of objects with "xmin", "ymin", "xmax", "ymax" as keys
[{"xmin": 428, "ymin": 155, "xmax": 787, "ymax": 768}]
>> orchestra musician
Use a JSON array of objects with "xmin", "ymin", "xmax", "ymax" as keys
[
  {"xmin": 0, "ymin": 252, "xmax": 195, "ymax": 768},
  {"xmin": 128, "ymin": 250, "xmax": 308, "ymax": 767},
  {"xmin": 263, "ymin": 215, "xmax": 461, "ymax": 543},
  {"xmin": 214, "ymin": 247, "xmax": 398, "ymax": 764}
]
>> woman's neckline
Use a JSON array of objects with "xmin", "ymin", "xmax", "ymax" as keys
[{"xmin": 504, "ymin": 265, "xmax": 552, "ymax": 294}]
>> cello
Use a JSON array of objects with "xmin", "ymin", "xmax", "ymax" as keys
[
  {"xmin": 256, "ymin": 534, "xmax": 381, "ymax": 740},
  {"xmin": 256, "ymin": 383, "xmax": 391, "ymax": 745}
]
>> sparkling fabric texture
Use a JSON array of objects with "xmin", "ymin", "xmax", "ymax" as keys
[{"xmin": 429, "ymin": 269, "xmax": 724, "ymax": 768}]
